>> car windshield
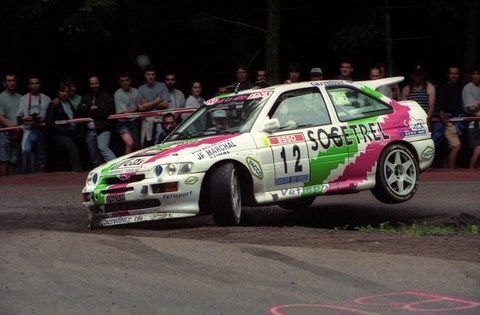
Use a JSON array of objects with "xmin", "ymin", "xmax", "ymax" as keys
[{"xmin": 165, "ymin": 91, "xmax": 272, "ymax": 141}]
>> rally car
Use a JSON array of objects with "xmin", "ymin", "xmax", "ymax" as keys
[{"xmin": 82, "ymin": 77, "xmax": 434, "ymax": 228}]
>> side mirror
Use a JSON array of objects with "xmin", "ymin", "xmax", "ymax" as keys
[{"xmin": 261, "ymin": 118, "xmax": 280, "ymax": 133}]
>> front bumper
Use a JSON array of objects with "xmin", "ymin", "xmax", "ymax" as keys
[{"xmin": 82, "ymin": 172, "xmax": 205, "ymax": 227}]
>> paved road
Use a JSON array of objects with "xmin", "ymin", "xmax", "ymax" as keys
[{"xmin": 0, "ymin": 171, "xmax": 479, "ymax": 314}]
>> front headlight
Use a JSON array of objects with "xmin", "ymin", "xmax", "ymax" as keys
[
  {"xmin": 86, "ymin": 172, "xmax": 99, "ymax": 187},
  {"xmin": 178, "ymin": 162, "xmax": 193, "ymax": 175},
  {"xmin": 166, "ymin": 163, "xmax": 177, "ymax": 176},
  {"xmin": 160, "ymin": 162, "xmax": 194, "ymax": 176}
]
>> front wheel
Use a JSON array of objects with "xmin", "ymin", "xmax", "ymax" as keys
[
  {"xmin": 209, "ymin": 163, "xmax": 242, "ymax": 226},
  {"xmin": 371, "ymin": 144, "xmax": 419, "ymax": 204}
]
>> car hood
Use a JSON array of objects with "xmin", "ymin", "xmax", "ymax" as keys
[{"xmin": 98, "ymin": 133, "xmax": 244, "ymax": 176}]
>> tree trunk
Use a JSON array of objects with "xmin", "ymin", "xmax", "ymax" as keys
[
  {"xmin": 266, "ymin": 0, "xmax": 280, "ymax": 84},
  {"xmin": 463, "ymin": 0, "xmax": 479, "ymax": 83}
]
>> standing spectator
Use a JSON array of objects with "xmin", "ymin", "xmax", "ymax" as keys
[
  {"xmin": 338, "ymin": 59, "xmax": 354, "ymax": 80},
  {"xmin": 226, "ymin": 65, "xmax": 255, "ymax": 92},
  {"xmin": 401, "ymin": 64, "xmax": 435, "ymax": 124},
  {"xmin": 138, "ymin": 65, "xmax": 169, "ymax": 147},
  {"xmin": 462, "ymin": 64, "xmax": 480, "ymax": 168},
  {"xmin": 77, "ymin": 75, "xmax": 116, "ymax": 166},
  {"xmin": 434, "ymin": 65, "xmax": 464, "ymax": 168},
  {"xmin": 284, "ymin": 62, "xmax": 301, "ymax": 84},
  {"xmin": 310, "ymin": 67, "xmax": 324, "ymax": 81},
  {"xmin": 255, "ymin": 69, "xmax": 270, "ymax": 87},
  {"xmin": 369, "ymin": 66, "xmax": 393, "ymax": 98},
  {"xmin": 0, "ymin": 73, "xmax": 22, "ymax": 176},
  {"xmin": 184, "ymin": 80, "xmax": 205, "ymax": 108},
  {"xmin": 155, "ymin": 112, "xmax": 177, "ymax": 144},
  {"xmin": 46, "ymin": 82, "xmax": 82, "ymax": 172},
  {"xmin": 65, "ymin": 78, "xmax": 82, "ymax": 109},
  {"xmin": 17, "ymin": 75, "xmax": 50, "ymax": 173},
  {"xmin": 377, "ymin": 62, "xmax": 401, "ymax": 100},
  {"xmin": 164, "ymin": 71, "xmax": 185, "ymax": 109},
  {"xmin": 114, "ymin": 73, "xmax": 140, "ymax": 155}
]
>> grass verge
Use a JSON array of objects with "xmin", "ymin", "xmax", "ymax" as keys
[{"xmin": 355, "ymin": 222, "xmax": 480, "ymax": 236}]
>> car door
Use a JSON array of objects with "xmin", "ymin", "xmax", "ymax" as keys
[
  {"xmin": 262, "ymin": 87, "xmax": 337, "ymax": 196},
  {"xmin": 325, "ymin": 86, "xmax": 393, "ymax": 183}
]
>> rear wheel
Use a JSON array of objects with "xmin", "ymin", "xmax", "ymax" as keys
[
  {"xmin": 371, "ymin": 144, "xmax": 419, "ymax": 204},
  {"xmin": 209, "ymin": 163, "xmax": 242, "ymax": 226}
]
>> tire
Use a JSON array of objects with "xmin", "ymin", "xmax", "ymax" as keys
[
  {"xmin": 209, "ymin": 163, "xmax": 242, "ymax": 226},
  {"xmin": 278, "ymin": 196, "xmax": 316, "ymax": 211},
  {"xmin": 87, "ymin": 205, "xmax": 100, "ymax": 229},
  {"xmin": 371, "ymin": 144, "xmax": 419, "ymax": 204}
]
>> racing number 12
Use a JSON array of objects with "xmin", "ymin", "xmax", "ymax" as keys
[{"xmin": 280, "ymin": 145, "xmax": 302, "ymax": 173}]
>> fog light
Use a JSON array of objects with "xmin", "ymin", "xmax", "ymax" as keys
[{"xmin": 151, "ymin": 182, "xmax": 178, "ymax": 194}]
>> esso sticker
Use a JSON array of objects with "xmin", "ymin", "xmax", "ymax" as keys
[{"xmin": 269, "ymin": 133, "xmax": 304, "ymax": 145}]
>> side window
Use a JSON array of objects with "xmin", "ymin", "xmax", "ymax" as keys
[
  {"xmin": 271, "ymin": 89, "xmax": 331, "ymax": 130},
  {"xmin": 327, "ymin": 87, "xmax": 392, "ymax": 121}
]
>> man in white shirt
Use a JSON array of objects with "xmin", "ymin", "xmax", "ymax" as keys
[{"xmin": 114, "ymin": 73, "xmax": 139, "ymax": 155}]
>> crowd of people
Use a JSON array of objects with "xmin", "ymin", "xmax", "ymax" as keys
[{"xmin": 0, "ymin": 60, "xmax": 479, "ymax": 176}]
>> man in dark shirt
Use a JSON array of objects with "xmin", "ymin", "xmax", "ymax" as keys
[{"xmin": 434, "ymin": 66, "xmax": 464, "ymax": 168}]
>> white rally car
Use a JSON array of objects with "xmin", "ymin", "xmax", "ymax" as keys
[{"xmin": 82, "ymin": 77, "xmax": 434, "ymax": 228}]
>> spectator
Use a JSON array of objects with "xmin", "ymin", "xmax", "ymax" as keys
[
  {"xmin": 310, "ymin": 67, "xmax": 324, "ymax": 81},
  {"xmin": 215, "ymin": 86, "xmax": 228, "ymax": 96},
  {"xmin": 0, "ymin": 72, "xmax": 22, "ymax": 176},
  {"xmin": 138, "ymin": 65, "xmax": 169, "ymax": 147},
  {"xmin": 155, "ymin": 112, "xmax": 177, "ymax": 143},
  {"xmin": 377, "ymin": 62, "xmax": 401, "ymax": 100},
  {"xmin": 114, "ymin": 73, "xmax": 140, "ymax": 155},
  {"xmin": 255, "ymin": 69, "xmax": 270, "ymax": 87},
  {"xmin": 46, "ymin": 82, "xmax": 82, "ymax": 172},
  {"xmin": 226, "ymin": 65, "xmax": 255, "ymax": 92},
  {"xmin": 462, "ymin": 64, "xmax": 480, "ymax": 168},
  {"xmin": 65, "ymin": 78, "xmax": 82, "ymax": 109},
  {"xmin": 164, "ymin": 71, "xmax": 185, "ymax": 109},
  {"xmin": 284, "ymin": 62, "xmax": 301, "ymax": 84},
  {"xmin": 401, "ymin": 64, "xmax": 435, "ymax": 124},
  {"xmin": 338, "ymin": 58, "xmax": 354, "ymax": 80},
  {"xmin": 17, "ymin": 75, "xmax": 50, "ymax": 173},
  {"xmin": 77, "ymin": 75, "xmax": 116, "ymax": 166},
  {"xmin": 433, "ymin": 65, "xmax": 464, "ymax": 168},
  {"xmin": 184, "ymin": 80, "xmax": 205, "ymax": 108},
  {"xmin": 369, "ymin": 66, "xmax": 393, "ymax": 98}
]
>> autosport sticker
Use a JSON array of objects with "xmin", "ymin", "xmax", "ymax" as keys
[
  {"xmin": 275, "ymin": 174, "xmax": 310, "ymax": 185},
  {"xmin": 246, "ymin": 157, "xmax": 263, "ymax": 179},
  {"xmin": 162, "ymin": 191, "xmax": 193, "ymax": 200},
  {"xmin": 269, "ymin": 133, "xmax": 304, "ymax": 145},
  {"xmin": 399, "ymin": 118, "xmax": 427, "ymax": 137}
]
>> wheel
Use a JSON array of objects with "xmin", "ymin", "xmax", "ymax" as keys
[
  {"xmin": 87, "ymin": 205, "xmax": 100, "ymax": 229},
  {"xmin": 278, "ymin": 196, "xmax": 316, "ymax": 211},
  {"xmin": 209, "ymin": 163, "xmax": 242, "ymax": 226},
  {"xmin": 371, "ymin": 144, "xmax": 419, "ymax": 204}
]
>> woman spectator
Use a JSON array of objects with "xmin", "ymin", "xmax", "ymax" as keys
[
  {"xmin": 46, "ymin": 82, "xmax": 82, "ymax": 172},
  {"xmin": 184, "ymin": 80, "xmax": 205, "ymax": 108}
]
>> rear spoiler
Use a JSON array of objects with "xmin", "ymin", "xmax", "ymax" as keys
[{"xmin": 356, "ymin": 76, "xmax": 404, "ymax": 90}]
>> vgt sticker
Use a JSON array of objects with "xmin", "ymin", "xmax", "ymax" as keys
[
  {"xmin": 246, "ymin": 157, "xmax": 263, "ymax": 179},
  {"xmin": 269, "ymin": 133, "xmax": 304, "ymax": 145},
  {"xmin": 277, "ymin": 184, "xmax": 329, "ymax": 197},
  {"xmin": 421, "ymin": 146, "xmax": 435, "ymax": 160}
]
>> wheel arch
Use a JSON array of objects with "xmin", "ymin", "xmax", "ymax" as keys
[{"xmin": 199, "ymin": 159, "xmax": 256, "ymax": 214}]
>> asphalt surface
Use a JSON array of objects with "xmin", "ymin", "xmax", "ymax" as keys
[{"xmin": 0, "ymin": 170, "xmax": 479, "ymax": 314}]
